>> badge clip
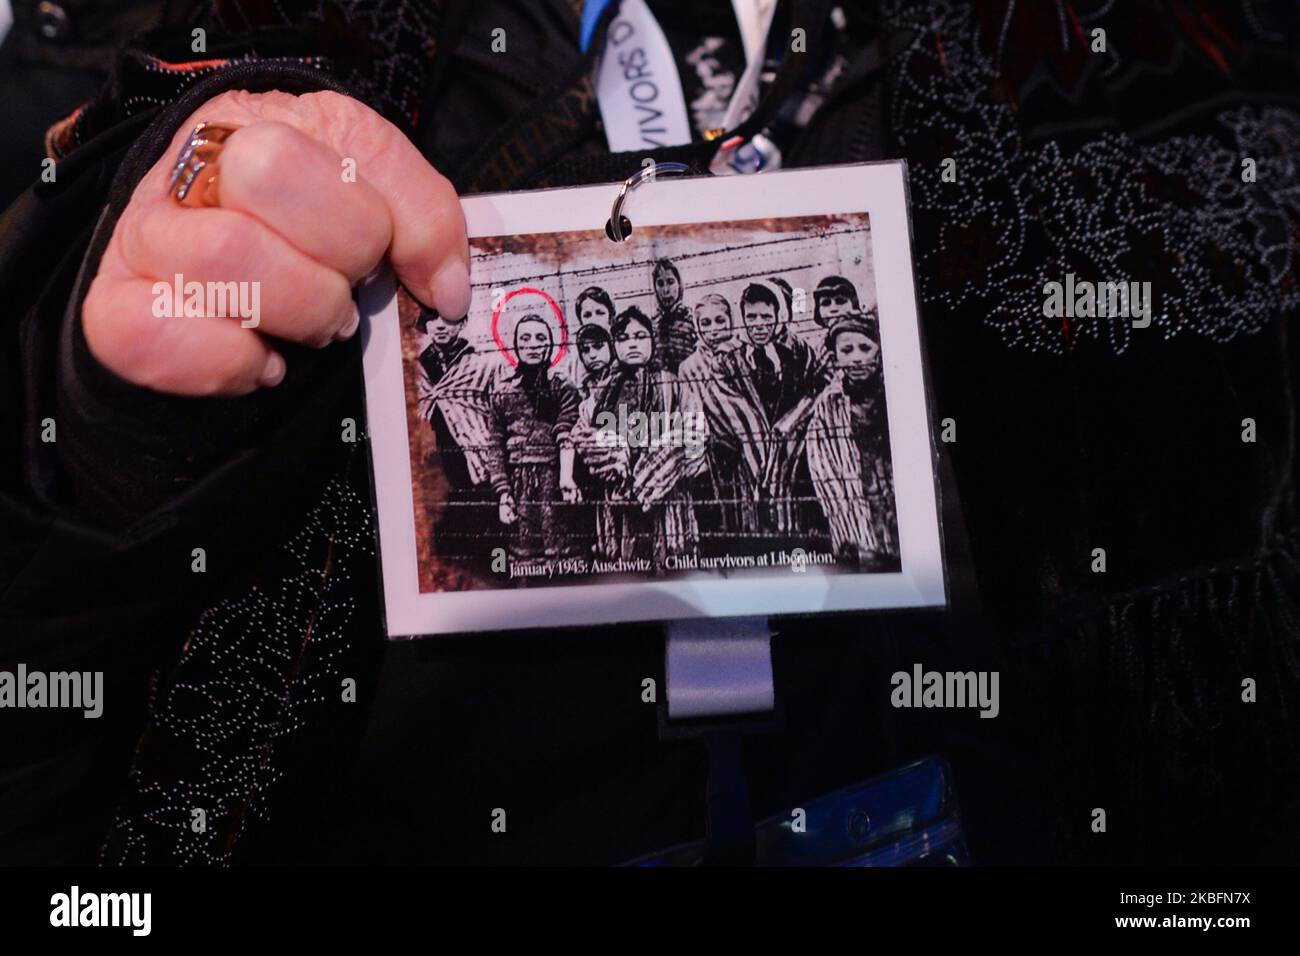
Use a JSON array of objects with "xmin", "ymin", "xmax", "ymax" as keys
[{"xmin": 607, "ymin": 161, "xmax": 691, "ymax": 242}]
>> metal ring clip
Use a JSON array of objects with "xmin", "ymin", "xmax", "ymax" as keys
[{"xmin": 608, "ymin": 162, "xmax": 691, "ymax": 242}]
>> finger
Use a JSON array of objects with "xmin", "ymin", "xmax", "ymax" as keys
[
  {"xmin": 146, "ymin": 91, "xmax": 469, "ymax": 317},
  {"xmin": 83, "ymin": 275, "xmax": 285, "ymax": 396},
  {"xmin": 117, "ymin": 202, "xmax": 355, "ymax": 347},
  {"xmin": 215, "ymin": 121, "xmax": 392, "ymax": 282},
  {"xmin": 304, "ymin": 93, "xmax": 470, "ymax": 317}
]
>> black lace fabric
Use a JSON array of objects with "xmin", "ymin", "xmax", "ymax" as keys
[
  {"xmin": 213, "ymin": 0, "xmax": 443, "ymax": 122},
  {"xmin": 884, "ymin": 0, "xmax": 1300, "ymax": 860},
  {"xmin": 887, "ymin": 0, "xmax": 1300, "ymax": 354},
  {"xmin": 100, "ymin": 457, "xmax": 380, "ymax": 864}
]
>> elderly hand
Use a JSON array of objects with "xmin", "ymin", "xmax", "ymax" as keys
[{"xmin": 82, "ymin": 89, "xmax": 470, "ymax": 396}]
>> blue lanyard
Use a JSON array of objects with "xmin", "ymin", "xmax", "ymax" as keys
[{"xmin": 580, "ymin": 0, "xmax": 618, "ymax": 52}]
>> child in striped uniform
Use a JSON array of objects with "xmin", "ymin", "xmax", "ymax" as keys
[{"xmin": 804, "ymin": 316, "xmax": 900, "ymax": 569}]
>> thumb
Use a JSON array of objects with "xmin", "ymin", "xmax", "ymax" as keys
[{"xmin": 311, "ymin": 93, "xmax": 470, "ymax": 317}]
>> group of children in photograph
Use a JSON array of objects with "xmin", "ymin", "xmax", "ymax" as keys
[{"xmin": 414, "ymin": 257, "xmax": 900, "ymax": 581}]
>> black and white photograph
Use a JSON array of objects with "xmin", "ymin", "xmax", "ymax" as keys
[
  {"xmin": 399, "ymin": 212, "xmax": 898, "ymax": 591},
  {"xmin": 363, "ymin": 165, "xmax": 945, "ymax": 635}
]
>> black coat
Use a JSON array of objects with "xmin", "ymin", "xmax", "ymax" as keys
[{"xmin": 3, "ymin": 0, "xmax": 1300, "ymax": 866}]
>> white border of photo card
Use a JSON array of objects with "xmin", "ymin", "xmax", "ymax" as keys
[{"xmin": 360, "ymin": 161, "xmax": 947, "ymax": 637}]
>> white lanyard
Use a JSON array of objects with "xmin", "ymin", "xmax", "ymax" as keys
[
  {"xmin": 593, "ymin": 0, "xmax": 780, "ymax": 153},
  {"xmin": 594, "ymin": 0, "xmax": 694, "ymax": 152},
  {"xmin": 719, "ymin": 0, "xmax": 779, "ymax": 132}
]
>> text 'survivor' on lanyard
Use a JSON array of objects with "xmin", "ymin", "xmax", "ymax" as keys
[{"xmin": 586, "ymin": 0, "xmax": 780, "ymax": 154}]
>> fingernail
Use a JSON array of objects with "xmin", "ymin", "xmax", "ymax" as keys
[
  {"xmin": 259, "ymin": 351, "xmax": 286, "ymax": 388},
  {"xmin": 335, "ymin": 301, "xmax": 360, "ymax": 341},
  {"xmin": 429, "ymin": 258, "xmax": 471, "ymax": 319}
]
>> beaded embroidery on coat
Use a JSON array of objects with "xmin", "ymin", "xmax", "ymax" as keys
[{"xmin": 883, "ymin": 0, "xmax": 1300, "ymax": 354}]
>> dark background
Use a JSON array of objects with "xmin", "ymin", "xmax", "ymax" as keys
[{"xmin": 3, "ymin": 0, "xmax": 1299, "ymax": 868}]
